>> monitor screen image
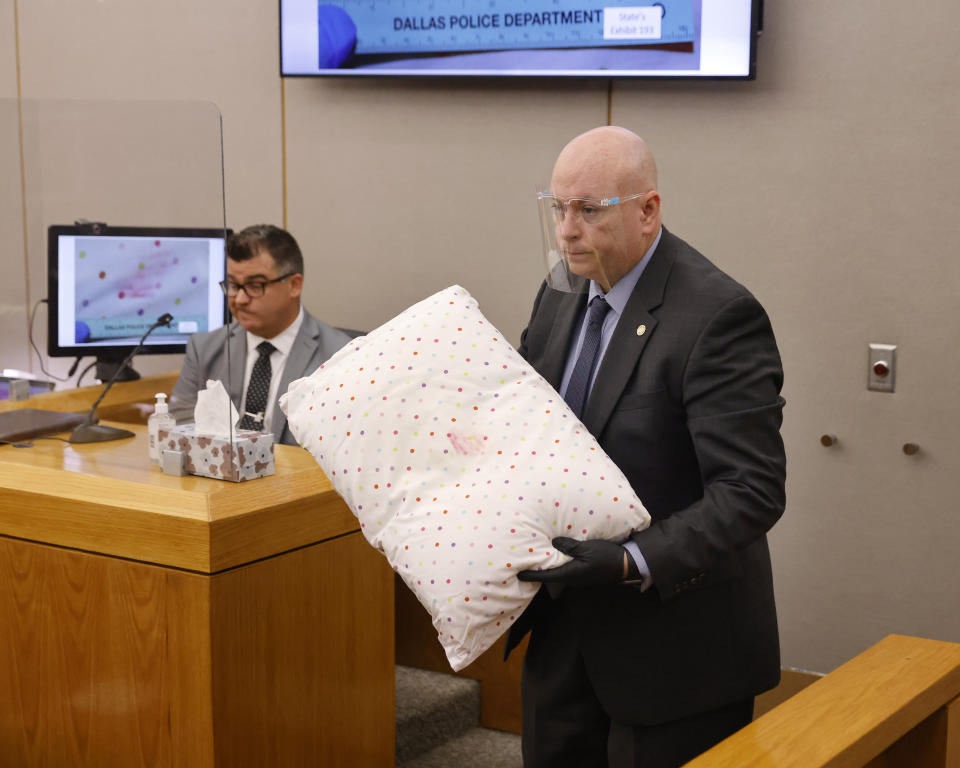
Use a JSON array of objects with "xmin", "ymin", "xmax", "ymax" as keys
[
  {"xmin": 280, "ymin": 0, "xmax": 760, "ymax": 79},
  {"xmin": 47, "ymin": 225, "xmax": 229, "ymax": 376}
]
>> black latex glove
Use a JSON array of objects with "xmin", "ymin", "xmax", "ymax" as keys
[{"xmin": 517, "ymin": 537, "xmax": 628, "ymax": 587}]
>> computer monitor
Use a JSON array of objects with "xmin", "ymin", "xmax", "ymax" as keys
[{"xmin": 47, "ymin": 223, "xmax": 230, "ymax": 381}]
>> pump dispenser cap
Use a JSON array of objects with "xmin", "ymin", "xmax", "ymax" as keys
[{"xmin": 154, "ymin": 392, "xmax": 169, "ymax": 414}]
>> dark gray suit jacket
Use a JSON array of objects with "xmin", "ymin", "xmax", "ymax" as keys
[
  {"xmin": 506, "ymin": 227, "xmax": 787, "ymax": 725},
  {"xmin": 169, "ymin": 309, "xmax": 350, "ymax": 446}
]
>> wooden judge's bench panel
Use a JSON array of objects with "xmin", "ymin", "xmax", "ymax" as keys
[{"xmin": 0, "ymin": 377, "xmax": 394, "ymax": 767}]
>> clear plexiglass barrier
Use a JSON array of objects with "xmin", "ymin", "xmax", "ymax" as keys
[{"xmin": 2, "ymin": 98, "xmax": 258, "ymax": 470}]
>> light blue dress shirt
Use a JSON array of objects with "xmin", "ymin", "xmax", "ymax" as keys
[{"xmin": 558, "ymin": 228, "xmax": 662, "ymax": 588}]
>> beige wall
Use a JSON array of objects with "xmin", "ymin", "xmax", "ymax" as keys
[
  {"xmin": 284, "ymin": 77, "xmax": 607, "ymax": 333},
  {"xmin": 1, "ymin": 1, "xmax": 28, "ymax": 370},
  {"xmin": 2, "ymin": 0, "xmax": 958, "ymax": 674},
  {"xmin": 4, "ymin": 0, "xmax": 284, "ymax": 379},
  {"xmin": 610, "ymin": 2, "xmax": 960, "ymax": 671}
]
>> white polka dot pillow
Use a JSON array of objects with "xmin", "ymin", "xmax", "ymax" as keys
[{"xmin": 280, "ymin": 285, "xmax": 650, "ymax": 671}]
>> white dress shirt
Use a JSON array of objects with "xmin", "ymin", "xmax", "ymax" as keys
[{"xmin": 241, "ymin": 306, "xmax": 304, "ymax": 434}]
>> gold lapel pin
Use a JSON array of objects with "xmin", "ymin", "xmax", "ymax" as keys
[{"xmin": 636, "ymin": 324, "xmax": 647, "ymax": 336}]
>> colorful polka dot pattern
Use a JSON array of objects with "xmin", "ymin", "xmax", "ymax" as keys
[{"xmin": 281, "ymin": 285, "xmax": 650, "ymax": 671}]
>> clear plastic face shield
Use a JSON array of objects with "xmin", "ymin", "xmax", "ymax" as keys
[{"xmin": 536, "ymin": 188, "xmax": 648, "ymax": 293}]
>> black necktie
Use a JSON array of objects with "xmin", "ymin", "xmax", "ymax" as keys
[
  {"xmin": 564, "ymin": 296, "xmax": 611, "ymax": 419},
  {"xmin": 239, "ymin": 341, "xmax": 275, "ymax": 431}
]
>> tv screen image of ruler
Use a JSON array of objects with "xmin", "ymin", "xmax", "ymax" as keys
[{"xmin": 322, "ymin": 0, "xmax": 696, "ymax": 56}]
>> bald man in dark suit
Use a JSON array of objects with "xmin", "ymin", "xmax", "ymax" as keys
[{"xmin": 509, "ymin": 127, "xmax": 787, "ymax": 768}]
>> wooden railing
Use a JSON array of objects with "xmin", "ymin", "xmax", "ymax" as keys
[{"xmin": 687, "ymin": 634, "xmax": 960, "ymax": 768}]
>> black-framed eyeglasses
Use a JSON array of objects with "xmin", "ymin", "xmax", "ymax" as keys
[{"xmin": 219, "ymin": 272, "xmax": 296, "ymax": 298}]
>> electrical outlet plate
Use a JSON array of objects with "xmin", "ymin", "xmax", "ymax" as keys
[{"xmin": 868, "ymin": 343, "xmax": 896, "ymax": 392}]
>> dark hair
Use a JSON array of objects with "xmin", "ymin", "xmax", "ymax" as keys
[{"xmin": 226, "ymin": 224, "xmax": 304, "ymax": 276}]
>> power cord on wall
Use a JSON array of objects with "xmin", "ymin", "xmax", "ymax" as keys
[
  {"xmin": 28, "ymin": 298, "xmax": 80, "ymax": 383},
  {"xmin": 75, "ymin": 360, "xmax": 98, "ymax": 387}
]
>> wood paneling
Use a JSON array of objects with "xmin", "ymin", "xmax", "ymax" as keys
[
  {"xmin": 0, "ymin": 424, "xmax": 359, "ymax": 572},
  {"xmin": 470, "ymin": 634, "xmax": 528, "ymax": 734},
  {"xmin": 948, "ymin": 696, "xmax": 960, "ymax": 768},
  {"xmin": 755, "ymin": 667, "xmax": 822, "ymax": 718},
  {"xmin": 686, "ymin": 634, "xmax": 960, "ymax": 768},
  {"xmin": 0, "ymin": 531, "xmax": 394, "ymax": 767},
  {"xmin": 207, "ymin": 490, "xmax": 357, "ymax": 573},
  {"xmin": 395, "ymin": 573, "xmax": 526, "ymax": 734},
  {"xmin": 0, "ymin": 385, "xmax": 394, "ymax": 767},
  {"xmin": 863, "ymin": 699, "xmax": 956, "ymax": 768},
  {"xmin": 212, "ymin": 533, "xmax": 395, "ymax": 767},
  {"xmin": 0, "ymin": 537, "xmax": 214, "ymax": 768}
]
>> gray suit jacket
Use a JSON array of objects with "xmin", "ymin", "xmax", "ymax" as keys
[
  {"xmin": 506, "ymin": 227, "xmax": 787, "ymax": 725},
  {"xmin": 169, "ymin": 309, "xmax": 351, "ymax": 445}
]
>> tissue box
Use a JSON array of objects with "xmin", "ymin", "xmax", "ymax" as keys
[{"xmin": 157, "ymin": 424, "xmax": 275, "ymax": 482}]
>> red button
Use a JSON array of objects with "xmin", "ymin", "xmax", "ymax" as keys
[{"xmin": 873, "ymin": 361, "xmax": 889, "ymax": 377}]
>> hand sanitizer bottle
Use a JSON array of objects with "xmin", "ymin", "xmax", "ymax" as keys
[{"xmin": 148, "ymin": 393, "xmax": 175, "ymax": 465}]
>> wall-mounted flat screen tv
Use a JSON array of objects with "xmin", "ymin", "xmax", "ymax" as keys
[{"xmin": 280, "ymin": 0, "xmax": 761, "ymax": 79}]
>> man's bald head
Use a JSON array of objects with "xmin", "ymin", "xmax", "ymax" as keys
[
  {"xmin": 554, "ymin": 126, "xmax": 658, "ymax": 196},
  {"xmin": 549, "ymin": 126, "xmax": 662, "ymax": 291}
]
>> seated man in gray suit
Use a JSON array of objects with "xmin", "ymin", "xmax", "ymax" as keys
[{"xmin": 170, "ymin": 224, "xmax": 350, "ymax": 445}]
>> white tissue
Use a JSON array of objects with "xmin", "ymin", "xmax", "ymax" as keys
[{"xmin": 194, "ymin": 379, "xmax": 240, "ymax": 437}]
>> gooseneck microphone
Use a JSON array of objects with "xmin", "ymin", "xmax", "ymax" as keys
[{"xmin": 69, "ymin": 313, "xmax": 174, "ymax": 444}]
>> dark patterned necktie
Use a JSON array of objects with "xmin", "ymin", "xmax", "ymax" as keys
[
  {"xmin": 563, "ymin": 296, "xmax": 611, "ymax": 419},
  {"xmin": 239, "ymin": 341, "xmax": 275, "ymax": 431}
]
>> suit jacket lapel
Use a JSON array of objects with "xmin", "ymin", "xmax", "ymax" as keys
[
  {"xmin": 270, "ymin": 311, "xmax": 318, "ymax": 441},
  {"xmin": 225, "ymin": 323, "xmax": 246, "ymax": 407},
  {"xmin": 582, "ymin": 230, "xmax": 677, "ymax": 437}
]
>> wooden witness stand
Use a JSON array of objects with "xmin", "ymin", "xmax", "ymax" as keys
[{"xmin": 0, "ymin": 374, "xmax": 395, "ymax": 767}]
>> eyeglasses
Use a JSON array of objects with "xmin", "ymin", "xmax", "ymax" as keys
[
  {"xmin": 540, "ymin": 191, "xmax": 648, "ymax": 223},
  {"xmin": 219, "ymin": 273, "xmax": 296, "ymax": 298}
]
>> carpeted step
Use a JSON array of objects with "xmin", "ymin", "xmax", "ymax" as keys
[
  {"xmin": 399, "ymin": 726, "xmax": 523, "ymax": 768},
  {"xmin": 396, "ymin": 665, "xmax": 481, "ymax": 764}
]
